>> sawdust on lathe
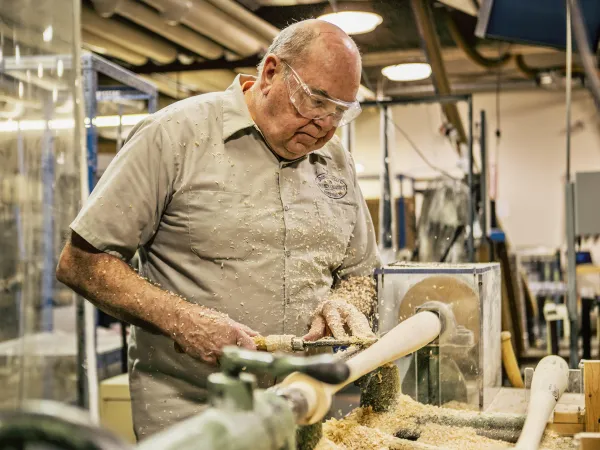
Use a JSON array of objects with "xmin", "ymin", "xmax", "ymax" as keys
[
  {"xmin": 418, "ymin": 424, "xmax": 510, "ymax": 449},
  {"xmin": 540, "ymin": 431, "xmax": 578, "ymax": 450},
  {"xmin": 441, "ymin": 401, "xmax": 479, "ymax": 411},
  {"xmin": 317, "ymin": 394, "xmax": 577, "ymax": 450}
]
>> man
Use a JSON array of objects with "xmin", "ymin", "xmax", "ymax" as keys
[{"xmin": 56, "ymin": 19, "xmax": 380, "ymax": 439}]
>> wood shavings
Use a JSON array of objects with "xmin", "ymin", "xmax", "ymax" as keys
[
  {"xmin": 316, "ymin": 394, "xmax": 577, "ymax": 450},
  {"xmin": 329, "ymin": 276, "xmax": 377, "ymax": 317},
  {"xmin": 418, "ymin": 424, "xmax": 510, "ymax": 449},
  {"xmin": 265, "ymin": 334, "xmax": 294, "ymax": 352},
  {"xmin": 442, "ymin": 401, "xmax": 479, "ymax": 411}
]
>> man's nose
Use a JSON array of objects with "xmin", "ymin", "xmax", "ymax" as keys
[{"xmin": 313, "ymin": 114, "xmax": 337, "ymax": 131}]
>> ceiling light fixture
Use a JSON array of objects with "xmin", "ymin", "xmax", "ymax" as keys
[
  {"xmin": 382, "ymin": 63, "xmax": 432, "ymax": 82},
  {"xmin": 318, "ymin": 11, "xmax": 383, "ymax": 35}
]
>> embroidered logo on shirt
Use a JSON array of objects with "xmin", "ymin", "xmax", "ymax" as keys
[{"xmin": 316, "ymin": 173, "xmax": 347, "ymax": 199}]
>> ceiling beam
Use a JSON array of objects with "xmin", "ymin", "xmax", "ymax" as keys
[
  {"xmin": 131, "ymin": 55, "xmax": 262, "ymax": 74},
  {"xmin": 410, "ymin": 0, "xmax": 467, "ymax": 146}
]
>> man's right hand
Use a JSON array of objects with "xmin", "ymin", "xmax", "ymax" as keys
[{"xmin": 171, "ymin": 303, "xmax": 258, "ymax": 365}]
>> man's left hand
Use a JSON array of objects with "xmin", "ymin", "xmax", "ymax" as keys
[{"xmin": 303, "ymin": 299, "xmax": 375, "ymax": 341}]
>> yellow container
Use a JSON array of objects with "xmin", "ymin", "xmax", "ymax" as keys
[{"xmin": 99, "ymin": 373, "xmax": 135, "ymax": 444}]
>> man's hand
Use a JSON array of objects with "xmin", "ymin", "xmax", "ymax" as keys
[
  {"xmin": 172, "ymin": 303, "xmax": 258, "ymax": 365},
  {"xmin": 303, "ymin": 299, "xmax": 375, "ymax": 341}
]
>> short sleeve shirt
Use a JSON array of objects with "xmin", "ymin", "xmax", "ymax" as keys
[{"xmin": 70, "ymin": 74, "xmax": 380, "ymax": 437}]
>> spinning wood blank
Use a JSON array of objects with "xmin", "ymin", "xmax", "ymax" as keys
[{"xmin": 279, "ymin": 311, "xmax": 442, "ymax": 425}]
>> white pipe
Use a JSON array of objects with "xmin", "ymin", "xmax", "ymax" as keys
[
  {"xmin": 8, "ymin": 71, "xmax": 68, "ymax": 92},
  {"xmin": 205, "ymin": 0, "xmax": 279, "ymax": 41},
  {"xmin": 141, "ymin": 74, "xmax": 195, "ymax": 99},
  {"xmin": 177, "ymin": 70, "xmax": 237, "ymax": 92},
  {"xmin": 91, "ymin": 0, "xmax": 224, "ymax": 60},
  {"xmin": 0, "ymin": 101, "xmax": 24, "ymax": 119},
  {"xmin": 81, "ymin": 6, "xmax": 177, "ymax": 64},
  {"xmin": 0, "ymin": 94, "xmax": 42, "ymax": 110},
  {"xmin": 82, "ymin": 30, "xmax": 148, "ymax": 66},
  {"xmin": 143, "ymin": 0, "xmax": 268, "ymax": 56}
]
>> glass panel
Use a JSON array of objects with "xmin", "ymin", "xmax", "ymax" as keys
[{"xmin": 0, "ymin": 0, "xmax": 82, "ymax": 408}]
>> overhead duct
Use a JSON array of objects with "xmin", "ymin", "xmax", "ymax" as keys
[
  {"xmin": 384, "ymin": 79, "xmax": 539, "ymax": 96},
  {"xmin": 81, "ymin": 6, "xmax": 178, "ymax": 64},
  {"xmin": 8, "ymin": 71, "xmax": 68, "ymax": 92},
  {"xmin": 244, "ymin": 0, "xmax": 324, "ymax": 4},
  {"xmin": 444, "ymin": 10, "xmax": 512, "ymax": 69},
  {"xmin": 141, "ymin": 74, "xmax": 196, "ymax": 99},
  {"xmin": 142, "ymin": 0, "xmax": 268, "ymax": 56},
  {"xmin": 90, "ymin": 0, "xmax": 224, "ymax": 60},
  {"xmin": 205, "ymin": 0, "xmax": 279, "ymax": 41},
  {"xmin": 177, "ymin": 70, "xmax": 237, "ymax": 92},
  {"xmin": 0, "ymin": 22, "xmax": 71, "ymax": 54},
  {"xmin": 0, "ymin": 94, "xmax": 42, "ymax": 111},
  {"xmin": 0, "ymin": 99, "xmax": 24, "ymax": 120},
  {"xmin": 82, "ymin": 30, "xmax": 148, "ymax": 66},
  {"xmin": 362, "ymin": 45, "xmax": 559, "ymax": 67}
]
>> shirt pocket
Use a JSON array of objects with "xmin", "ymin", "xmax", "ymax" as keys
[
  {"xmin": 186, "ymin": 190, "xmax": 254, "ymax": 261},
  {"xmin": 314, "ymin": 198, "xmax": 358, "ymax": 269}
]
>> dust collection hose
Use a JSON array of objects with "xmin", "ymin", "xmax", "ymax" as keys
[
  {"xmin": 444, "ymin": 9, "xmax": 512, "ymax": 69},
  {"xmin": 501, "ymin": 331, "xmax": 525, "ymax": 388}
]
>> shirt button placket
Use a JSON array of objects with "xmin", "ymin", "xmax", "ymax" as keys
[{"xmin": 279, "ymin": 165, "xmax": 291, "ymax": 311}]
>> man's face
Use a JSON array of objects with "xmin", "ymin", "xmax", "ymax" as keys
[{"xmin": 256, "ymin": 49, "xmax": 361, "ymax": 160}]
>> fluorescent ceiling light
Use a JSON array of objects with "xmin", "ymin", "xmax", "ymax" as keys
[
  {"xmin": 318, "ymin": 11, "xmax": 383, "ymax": 35},
  {"xmin": 0, "ymin": 114, "xmax": 148, "ymax": 133},
  {"xmin": 382, "ymin": 63, "xmax": 432, "ymax": 82}
]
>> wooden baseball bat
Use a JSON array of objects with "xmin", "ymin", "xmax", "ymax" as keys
[
  {"xmin": 514, "ymin": 355, "xmax": 569, "ymax": 450},
  {"xmin": 278, "ymin": 311, "xmax": 442, "ymax": 424}
]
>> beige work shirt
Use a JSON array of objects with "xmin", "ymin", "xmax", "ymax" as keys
[{"xmin": 70, "ymin": 75, "xmax": 380, "ymax": 439}]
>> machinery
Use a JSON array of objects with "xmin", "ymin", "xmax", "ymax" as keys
[
  {"xmin": 0, "ymin": 349, "xmax": 350, "ymax": 450},
  {"xmin": 376, "ymin": 262, "xmax": 502, "ymax": 410},
  {"xmin": 0, "ymin": 311, "xmax": 446, "ymax": 450}
]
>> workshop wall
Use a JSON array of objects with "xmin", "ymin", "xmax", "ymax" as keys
[{"xmin": 353, "ymin": 89, "xmax": 600, "ymax": 251}]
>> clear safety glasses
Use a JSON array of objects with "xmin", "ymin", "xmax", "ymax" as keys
[{"xmin": 282, "ymin": 62, "xmax": 362, "ymax": 127}]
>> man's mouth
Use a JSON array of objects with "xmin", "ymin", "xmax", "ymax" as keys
[{"xmin": 295, "ymin": 132, "xmax": 318, "ymax": 144}]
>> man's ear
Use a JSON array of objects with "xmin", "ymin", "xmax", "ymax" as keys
[{"xmin": 258, "ymin": 54, "xmax": 281, "ymax": 95}]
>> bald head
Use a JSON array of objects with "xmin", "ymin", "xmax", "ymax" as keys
[
  {"xmin": 257, "ymin": 19, "xmax": 362, "ymax": 79},
  {"xmin": 247, "ymin": 19, "xmax": 363, "ymax": 161}
]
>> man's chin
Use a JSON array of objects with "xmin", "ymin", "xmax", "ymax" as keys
[{"xmin": 286, "ymin": 139, "xmax": 328, "ymax": 157}]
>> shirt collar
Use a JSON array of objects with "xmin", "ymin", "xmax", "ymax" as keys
[{"xmin": 222, "ymin": 74, "xmax": 256, "ymax": 140}]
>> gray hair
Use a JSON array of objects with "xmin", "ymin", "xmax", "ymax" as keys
[{"xmin": 256, "ymin": 22, "xmax": 319, "ymax": 77}]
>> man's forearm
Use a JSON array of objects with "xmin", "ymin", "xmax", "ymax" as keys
[{"xmin": 56, "ymin": 236, "xmax": 211, "ymax": 337}]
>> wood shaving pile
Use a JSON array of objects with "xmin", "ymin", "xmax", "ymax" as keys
[
  {"xmin": 315, "ymin": 394, "xmax": 577, "ymax": 450},
  {"xmin": 441, "ymin": 401, "xmax": 479, "ymax": 411}
]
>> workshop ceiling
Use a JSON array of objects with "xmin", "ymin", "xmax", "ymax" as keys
[{"xmin": 37, "ymin": 0, "xmax": 576, "ymax": 101}]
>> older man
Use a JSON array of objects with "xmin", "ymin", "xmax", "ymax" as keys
[{"xmin": 56, "ymin": 19, "xmax": 380, "ymax": 438}]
